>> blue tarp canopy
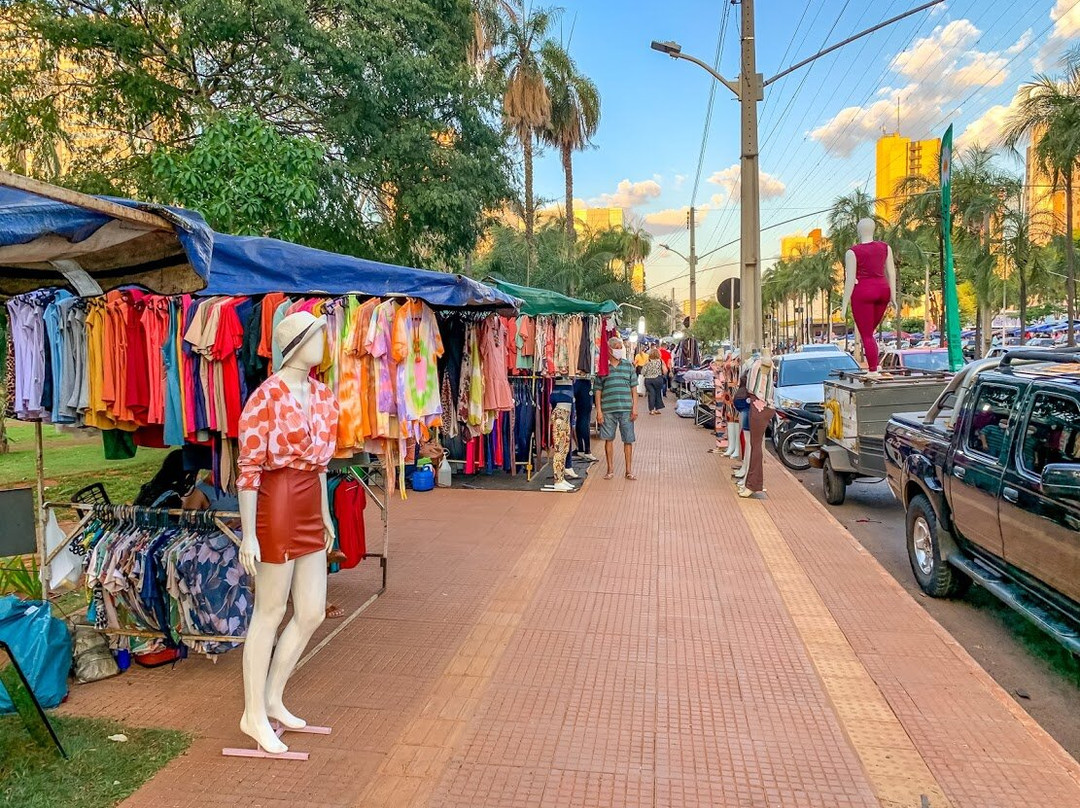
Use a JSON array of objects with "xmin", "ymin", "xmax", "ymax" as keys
[
  {"xmin": 0, "ymin": 178, "xmax": 212, "ymax": 297},
  {"xmin": 204, "ymin": 234, "xmax": 519, "ymax": 312},
  {"xmin": 0, "ymin": 174, "xmax": 519, "ymax": 312}
]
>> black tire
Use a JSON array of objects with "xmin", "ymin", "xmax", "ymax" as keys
[
  {"xmin": 771, "ymin": 417, "xmax": 786, "ymax": 451},
  {"xmin": 906, "ymin": 494, "xmax": 971, "ymax": 598},
  {"xmin": 823, "ymin": 458, "xmax": 847, "ymax": 505},
  {"xmin": 778, "ymin": 428, "xmax": 812, "ymax": 471}
]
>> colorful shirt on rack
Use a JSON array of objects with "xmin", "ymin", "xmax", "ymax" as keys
[
  {"xmin": 236, "ymin": 374, "xmax": 340, "ymax": 491},
  {"xmin": 479, "ymin": 315, "xmax": 513, "ymax": 411},
  {"xmin": 391, "ymin": 299, "xmax": 444, "ymax": 434},
  {"xmin": 366, "ymin": 299, "xmax": 400, "ymax": 439}
]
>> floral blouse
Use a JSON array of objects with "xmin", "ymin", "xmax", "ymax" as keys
[{"xmin": 236, "ymin": 375, "xmax": 340, "ymax": 491}]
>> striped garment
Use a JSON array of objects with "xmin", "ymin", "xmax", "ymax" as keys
[{"xmin": 600, "ymin": 360, "xmax": 636, "ymax": 413}]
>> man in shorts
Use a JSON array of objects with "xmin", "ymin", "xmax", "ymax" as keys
[{"xmin": 595, "ymin": 336, "xmax": 638, "ymax": 480}]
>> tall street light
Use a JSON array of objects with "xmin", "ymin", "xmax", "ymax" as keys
[{"xmin": 650, "ymin": 0, "xmax": 943, "ymax": 351}]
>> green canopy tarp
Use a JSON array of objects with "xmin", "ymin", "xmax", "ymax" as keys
[{"xmin": 488, "ymin": 279, "xmax": 617, "ymax": 317}]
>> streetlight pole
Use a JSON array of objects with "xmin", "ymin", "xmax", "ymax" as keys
[
  {"xmin": 689, "ymin": 205, "xmax": 698, "ymax": 324},
  {"xmin": 650, "ymin": 0, "xmax": 942, "ymax": 351}
]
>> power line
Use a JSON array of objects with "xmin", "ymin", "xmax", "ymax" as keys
[{"xmin": 691, "ymin": 1, "xmax": 732, "ymax": 206}]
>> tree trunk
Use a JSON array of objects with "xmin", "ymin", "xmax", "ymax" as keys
[
  {"xmin": 1066, "ymin": 170, "xmax": 1076, "ymax": 347},
  {"xmin": 562, "ymin": 143, "xmax": 575, "ymax": 251},
  {"xmin": 523, "ymin": 132, "xmax": 535, "ymax": 284}
]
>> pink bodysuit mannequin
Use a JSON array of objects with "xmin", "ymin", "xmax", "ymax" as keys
[{"xmin": 842, "ymin": 218, "xmax": 897, "ymax": 374}]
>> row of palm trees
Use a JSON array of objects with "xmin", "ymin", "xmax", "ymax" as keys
[
  {"xmin": 763, "ymin": 49, "xmax": 1080, "ymax": 356},
  {"xmin": 473, "ymin": 0, "xmax": 601, "ymax": 268}
]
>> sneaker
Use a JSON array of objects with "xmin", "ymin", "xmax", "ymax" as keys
[{"xmin": 581, "ymin": 453, "xmax": 598, "ymax": 462}]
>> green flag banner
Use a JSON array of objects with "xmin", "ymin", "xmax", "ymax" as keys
[{"xmin": 940, "ymin": 124, "xmax": 964, "ymax": 372}]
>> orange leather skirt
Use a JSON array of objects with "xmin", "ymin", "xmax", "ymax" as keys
[{"xmin": 255, "ymin": 467, "xmax": 325, "ymax": 563}]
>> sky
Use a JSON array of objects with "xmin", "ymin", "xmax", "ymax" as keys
[{"xmin": 528, "ymin": 0, "xmax": 1080, "ymax": 305}]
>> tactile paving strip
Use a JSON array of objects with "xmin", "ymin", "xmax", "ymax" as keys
[{"xmin": 739, "ymin": 499, "xmax": 952, "ymax": 808}]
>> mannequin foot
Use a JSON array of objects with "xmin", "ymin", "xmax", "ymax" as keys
[
  {"xmin": 241, "ymin": 712, "xmax": 288, "ymax": 754},
  {"xmin": 564, "ymin": 468, "xmax": 580, "ymax": 479},
  {"xmin": 266, "ymin": 701, "xmax": 307, "ymax": 730}
]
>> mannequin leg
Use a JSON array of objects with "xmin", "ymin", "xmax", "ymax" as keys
[
  {"xmin": 265, "ymin": 550, "xmax": 328, "ymax": 729},
  {"xmin": 852, "ymin": 282, "xmax": 891, "ymax": 372},
  {"xmin": 551, "ymin": 410, "xmax": 569, "ymax": 481},
  {"xmin": 726, "ymin": 422, "xmax": 741, "ymax": 458},
  {"xmin": 241, "ymin": 560, "xmax": 295, "ymax": 754},
  {"xmin": 735, "ymin": 430, "xmax": 751, "ymax": 479}
]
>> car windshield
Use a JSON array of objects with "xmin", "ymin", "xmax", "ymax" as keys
[
  {"xmin": 777, "ymin": 354, "xmax": 859, "ymax": 386},
  {"xmin": 903, "ymin": 351, "xmax": 949, "ymax": 371}
]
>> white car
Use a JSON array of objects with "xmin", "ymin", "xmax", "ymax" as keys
[{"xmin": 772, "ymin": 351, "xmax": 860, "ymax": 411}]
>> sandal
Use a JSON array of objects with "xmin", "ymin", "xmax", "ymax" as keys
[
  {"xmin": 603, "ymin": 471, "xmax": 615, "ymax": 480},
  {"xmin": 325, "ymin": 604, "xmax": 346, "ymax": 619},
  {"xmin": 625, "ymin": 473, "xmax": 637, "ymax": 481}
]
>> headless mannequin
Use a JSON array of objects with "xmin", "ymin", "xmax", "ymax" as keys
[
  {"xmin": 548, "ymin": 402, "xmax": 574, "ymax": 492},
  {"xmin": 723, "ymin": 352, "xmax": 741, "ymax": 459},
  {"xmin": 842, "ymin": 218, "xmax": 897, "ymax": 374},
  {"xmin": 238, "ymin": 334, "xmax": 335, "ymax": 755},
  {"xmin": 739, "ymin": 349, "xmax": 774, "ymax": 497},
  {"xmin": 734, "ymin": 349, "xmax": 760, "ymax": 480}
]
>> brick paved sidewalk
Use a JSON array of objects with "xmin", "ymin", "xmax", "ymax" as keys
[{"xmin": 62, "ymin": 409, "xmax": 1080, "ymax": 807}]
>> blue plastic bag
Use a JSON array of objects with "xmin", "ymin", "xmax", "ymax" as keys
[{"xmin": 0, "ymin": 595, "xmax": 72, "ymax": 712}]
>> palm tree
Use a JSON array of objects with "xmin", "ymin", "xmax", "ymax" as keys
[
  {"xmin": 495, "ymin": 1, "xmax": 557, "ymax": 280},
  {"xmin": 540, "ymin": 42, "xmax": 600, "ymax": 246},
  {"xmin": 1002, "ymin": 47, "xmax": 1080, "ymax": 345},
  {"xmin": 619, "ymin": 225, "xmax": 652, "ymax": 287}
]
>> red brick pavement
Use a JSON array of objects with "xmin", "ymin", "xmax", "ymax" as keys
[{"xmin": 60, "ymin": 409, "xmax": 1080, "ymax": 807}]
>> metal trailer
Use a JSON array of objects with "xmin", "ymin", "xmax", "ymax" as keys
[{"xmin": 819, "ymin": 369, "xmax": 951, "ymax": 505}]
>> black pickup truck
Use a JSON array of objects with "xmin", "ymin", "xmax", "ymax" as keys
[{"xmin": 884, "ymin": 350, "xmax": 1080, "ymax": 655}]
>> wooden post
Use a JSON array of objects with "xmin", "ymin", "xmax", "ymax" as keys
[{"xmin": 34, "ymin": 420, "xmax": 48, "ymax": 600}]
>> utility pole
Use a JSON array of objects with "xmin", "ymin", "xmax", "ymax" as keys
[
  {"xmin": 651, "ymin": 0, "xmax": 942, "ymax": 351},
  {"xmin": 739, "ymin": 0, "xmax": 763, "ymax": 351},
  {"xmin": 689, "ymin": 205, "xmax": 698, "ymax": 324},
  {"xmin": 670, "ymin": 288, "xmax": 677, "ymax": 334}
]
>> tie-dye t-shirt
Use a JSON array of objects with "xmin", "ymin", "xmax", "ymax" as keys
[{"xmin": 391, "ymin": 300, "xmax": 444, "ymax": 428}]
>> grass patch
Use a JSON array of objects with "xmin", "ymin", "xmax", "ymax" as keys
[
  {"xmin": 0, "ymin": 714, "xmax": 190, "ymax": 808},
  {"xmin": 0, "ymin": 422, "xmax": 168, "ymax": 505}
]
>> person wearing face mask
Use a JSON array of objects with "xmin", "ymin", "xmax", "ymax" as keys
[{"xmin": 595, "ymin": 336, "xmax": 639, "ymax": 480}]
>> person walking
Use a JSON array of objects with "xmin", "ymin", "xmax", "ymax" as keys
[
  {"xmin": 642, "ymin": 348, "xmax": 666, "ymax": 414},
  {"xmin": 595, "ymin": 336, "xmax": 638, "ymax": 480}
]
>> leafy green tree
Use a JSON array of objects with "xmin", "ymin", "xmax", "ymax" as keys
[
  {"xmin": 0, "ymin": 0, "xmax": 512, "ymax": 268},
  {"xmin": 149, "ymin": 113, "xmax": 323, "ymax": 242},
  {"xmin": 1003, "ymin": 47, "xmax": 1080, "ymax": 345},
  {"xmin": 690, "ymin": 301, "xmax": 731, "ymax": 346},
  {"xmin": 540, "ymin": 42, "xmax": 600, "ymax": 247}
]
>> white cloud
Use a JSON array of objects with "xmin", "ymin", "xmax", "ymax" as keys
[
  {"xmin": 957, "ymin": 89, "xmax": 1024, "ymax": 149},
  {"xmin": 589, "ymin": 178, "xmax": 662, "ymax": 209},
  {"xmin": 810, "ymin": 18, "xmax": 1026, "ymax": 158},
  {"xmin": 1037, "ymin": 0, "xmax": 1080, "ymax": 69},
  {"xmin": 706, "ymin": 163, "xmax": 786, "ymax": 203},
  {"xmin": 672, "ymin": 174, "xmax": 687, "ymax": 190},
  {"xmin": 644, "ymin": 205, "xmax": 711, "ymax": 235},
  {"xmin": 890, "ymin": 20, "xmax": 979, "ymax": 78}
]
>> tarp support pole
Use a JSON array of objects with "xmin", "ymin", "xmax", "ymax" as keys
[{"xmin": 35, "ymin": 420, "xmax": 49, "ymax": 600}]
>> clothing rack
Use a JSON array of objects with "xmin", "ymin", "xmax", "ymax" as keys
[{"xmin": 44, "ymin": 467, "xmax": 389, "ymax": 649}]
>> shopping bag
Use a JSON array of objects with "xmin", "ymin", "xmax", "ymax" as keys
[{"xmin": 0, "ymin": 595, "xmax": 72, "ymax": 712}]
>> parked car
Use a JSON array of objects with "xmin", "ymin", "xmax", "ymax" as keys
[
  {"xmin": 879, "ymin": 347, "xmax": 950, "ymax": 372},
  {"xmin": 771, "ymin": 350, "xmax": 860, "ymax": 424},
  {"xmin": 1026, "ymin": 337, "xmax": 1056, "ymax": 347},
  {"xmin": 884, "ymin": 350, "xmax": 1080, "ymax": 655}
]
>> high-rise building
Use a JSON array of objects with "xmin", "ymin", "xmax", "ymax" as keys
[
  {"xmin": 780, "ymin": 228, "xmax": 824, "ymax": 260},
  {"xmin": 875, "ymin": 132, "xmax": 940, "ymax": 223},
  {"xmin": 1026, "ymin": 125, "xmax": 1080, "ymax": 244},
  {"xmin": 681, "ymin": 299, "xmax": 710, "ymax": 318}
]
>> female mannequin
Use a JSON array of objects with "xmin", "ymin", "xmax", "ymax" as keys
[
  {"xmin": 722, "ymin": 351, "xmax": 741, "ymax": 458},
  {"xmin": 842, "ymin": 218, "xmax": 897, "ymax": 373},
  {"xmin": 236, "ymin": 311, "xmax": 340, "ymax": 754},
  {"xmin": 733, "ymin": 349, "xmax": 759, "ymax": 482},
  {"xmin": 739, "ymin": 349, "xmax": 775, "ymax": 498}
]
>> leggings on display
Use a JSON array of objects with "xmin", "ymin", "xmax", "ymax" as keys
[
  {"xmin": 851, "ymin": 278, "xmax": 891, "ymax": 371},
  {"xmin": 573, "ymin": 379, "xmax": 593, "ymax": 453}
]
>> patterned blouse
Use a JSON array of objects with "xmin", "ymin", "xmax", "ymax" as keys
[{"xmin": 236, "ymin": 375, "xmax": 340, "ymax": 491}]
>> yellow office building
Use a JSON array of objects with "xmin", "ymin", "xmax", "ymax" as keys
[
  {"xmin": 1026, "ymin": 126, "xmax": 1080, "ymax": 243},
  {"xmin": 681, "ymin": 299, "xmax": 710, "ymax": 318},
  {"xmin": 875, "ymin": 133, "xmax": 940, "ymax": 223},
  {"xmin": 780, "ymin": 228, "xmax": 824, "ymax": 260}
]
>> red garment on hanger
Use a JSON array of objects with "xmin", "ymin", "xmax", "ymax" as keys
[{"xmin": 333, "ymin": 479, "xmax": 367, "ymax": 569}]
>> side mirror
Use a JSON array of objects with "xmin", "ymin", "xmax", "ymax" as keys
[{"xmin": 1041, "ymin": 463, "xmax": 1080, "ymax": 499}]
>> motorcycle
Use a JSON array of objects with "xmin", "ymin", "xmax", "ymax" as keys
[{"xmin": 773, "ymin": 406, "xmax": 824, "ymax": 471}]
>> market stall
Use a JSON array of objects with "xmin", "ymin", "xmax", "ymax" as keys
[
  {"xmin": 433, "ymin": 279, "xmax": 620, "ymax": 486},
  {"xmin": 1, "ymin": 172, "xmax": 519, "ymax": 661}
]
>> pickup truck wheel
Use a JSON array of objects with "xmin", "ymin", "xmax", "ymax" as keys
[
  {"xmin": 907, "ymin": 494, "xmax": 970, "ymax": 598},
  {"xmin": 823, "ymin": 458, "xmax": 846, "ymax": 505}
]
